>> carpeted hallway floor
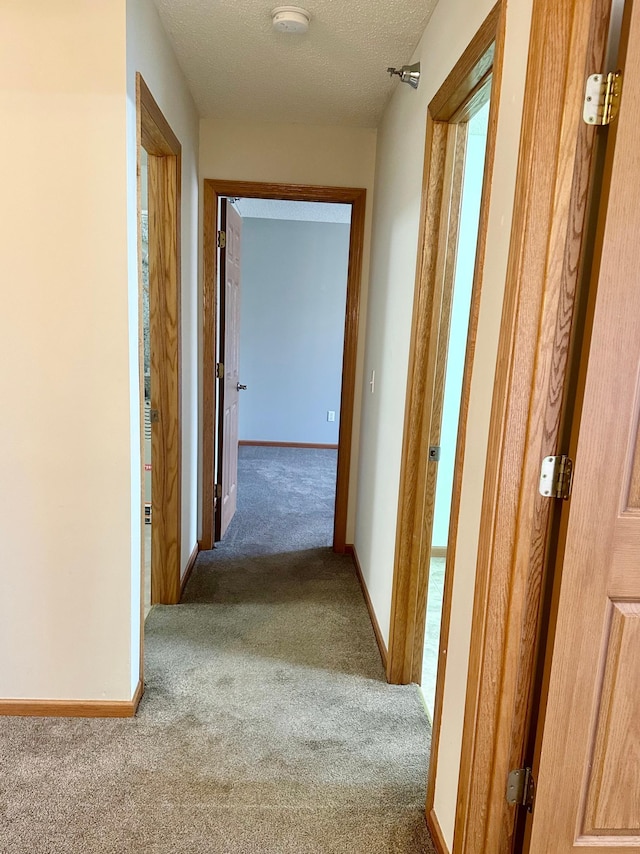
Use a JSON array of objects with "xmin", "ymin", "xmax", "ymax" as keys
[{"xmin": 0, "ymin": 446, "xmax": 434, "ymax": 853}]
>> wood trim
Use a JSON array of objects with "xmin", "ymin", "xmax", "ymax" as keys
[
  {"xmin": 387, "ymin": 5, "xmax": 501, "ymax": 686},
  {"xmin": 334, "ymin": 189, "xmax": 366, "ymax": 554},
  {"xmin": 201, "ymin": 179, "xmax": 217, "ymax": 550},
  {"xmin": 0, "ymin": 681, "xmax": 144, "ymax": 719},
  {"xmin": 202, "ymin": 181, "xmax": 366, "ymax": 204},
  {"xmin": 347, "ymin": 544, "xmax": 388, "ymax": 671},
  {"xmin": 138, "ymin": 76, "xmax": 181, "ymax": 156},
  {"xmin": 429, "ymin": 4, "xmax": 500, "ymax": 121},
  {"xmin": 386, "ymin": 118, "xmax": 448, "ymax": 683},
  {"xmin": 427, "ymin": 1, "xmax": 506, "ymax": 830},
  {"xmin": 137, "ymin": 74, "xmax": 182, "ymax": 608},
  {"xmin": 453, "ymin": 0, "xmax": 611, "ymax": 851},
  {"xmin": 201, "ymin": 180, "xmax": 366, "ymax": 556},
  {"xmin": 427, "ymin": 808, "xmax": 451, "ymax": 854},
  {"xmin": 412, "ymin": 122, "xmax": 468, "ymax": 679},
  {"xmin": 180, "ymin": 542, "xmax": 199, "ymax": 596},
  {"xmin": 239, "ymin": 440, "xmax": 339, "ymax": 450},
  {"xmin": 451, "ymin": 71, "xmax": 493, "ymax": 125}
]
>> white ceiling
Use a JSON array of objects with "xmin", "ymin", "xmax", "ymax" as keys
[
  {"xmin": 233, "ymin": 198, "xmax": 351, "ymax": 223},
  {"xmin": 152, "ymin": 0, "xmax": 440, "ymax": 127}
]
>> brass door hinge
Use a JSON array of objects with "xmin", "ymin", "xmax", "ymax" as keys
[
  {"xmin": 216, "ymin": 362, "xmax": 224, "ymax": 379},
  {"xmin": 506, "ymin": 767, "xmax": 535, "ymax": 813},
  {"xmin": 539, "ymin": 455, "xmax": 573, "ymax": 500},
  {"xmin": 217, "ymin": 230, "xmax": 226, "ymax": 248},
  {"xmin": 583, "ymin": 71, "xmax": 622, "ymax": 125},
  {"xmin": 215, "ymin": 483, "xmax": 222, "ymax": 500}
]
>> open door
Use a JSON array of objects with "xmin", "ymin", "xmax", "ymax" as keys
[
  {"xmin": 215, "ymin": 199, "xmax": 243, "ymax": 540},
  {"xmin": 526, "ymin": 3, "xmax": 640, "ymax": 848}
]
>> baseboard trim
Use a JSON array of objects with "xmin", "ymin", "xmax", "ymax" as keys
[
  {"xmin": 427, "ymin": 808, "xmax": 450, "ymax": 854},
  {"xmin": 346, "ymin": 544, "xmax": 388, "ymax": 671},
  {"xmin": 239, "ymin": 440, "xmax": 338, "ymax": 450},
  {"xmin": 431, "ymin": 546, "xmax": 447, "ymax": 559},
  {"xmin": 0, "ymin": 679, "xmax": 144, "ymax": 719},
  {"xmin": 180, "ymin": 542, "xmax": 199, "ymax": 596}
]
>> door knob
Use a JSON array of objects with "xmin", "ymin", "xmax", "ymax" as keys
[{"xmin": 237, "ymin": 383, "xmax": 247, "ymax": 391}]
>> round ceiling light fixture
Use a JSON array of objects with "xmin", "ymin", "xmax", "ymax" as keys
[{"xmin": 271, "ymin": 6, "xmax": 310, "ymax": 33}]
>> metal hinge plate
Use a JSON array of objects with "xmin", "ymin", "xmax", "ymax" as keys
[
  {"xmin": 506, "ymin": 767, "xmax": 535, "ymax": 812},
  {"xmin": 216, "ymin": 362, "xmax": 224, "ymax": 380},
  {"xmin": 428, "ymin": 445, "xmax": 441, "ymax": 462},
  {"xmin": 217, "ymin": 230, "xmax": 226, "ymax": 248},
  {"xmin": 539, "ymin": 454, "xmax": 573, "ymax": 500},
  {"xmin": 215, "ymin": 483, "xmax": 222, "ymax": 500},
  {"xmin": 583, "ymin": 71, "xmax": 622, "ymax": 125}
]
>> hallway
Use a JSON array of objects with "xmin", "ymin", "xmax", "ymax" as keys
[{"xmin": 0, "ymin": 447, "xmax": 433, "ymax": 853}]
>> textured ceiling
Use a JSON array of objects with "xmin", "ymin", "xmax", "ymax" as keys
[
  {"xmin": 152, "ymin": 0, "xmax": 440, "ymax": 127},
  {"xmin": 233, "ymin": 198, "xmax": 351, "ymax": 222}
]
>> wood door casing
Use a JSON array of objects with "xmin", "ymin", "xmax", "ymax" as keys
[
  {"xmin": 137, "ymin": 74, "xmax": 182, "ymax": 611},
  {"xmin": 453, "ymin": 0, "xmax": 613, "ymax": 848},
  {"xmin": 387, "ymin": 119, "xmax": 468, "ymax": 684},
  {"xmin": 216, "ymin": 200, "xmax": 241, "ymax": 540},
  {"xmin": 201, "ymin": 181, "xmax": 366, "ymax": 554},
  {"xmin": 527, "ymin": 0, "xmax": 640, "ymax": 847}
]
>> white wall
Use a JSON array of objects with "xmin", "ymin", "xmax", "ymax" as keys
[
  {"xmin": 239, "ymin": 218, "xmax": 350, "ymax": 445},
  {"xmin": 199, "ymin": 120, "xmax": 377, "ymax": 542},
  {"xmin": 0, "ymin": 0, "xmax": 200, "ymax": 704},
  {"xmin": 352, "ymin": 0, "xmax": 534, "ymax": 848},
  {"xmin": 0, "ymin": 1, "xmax": 133, "ymax": 700}
]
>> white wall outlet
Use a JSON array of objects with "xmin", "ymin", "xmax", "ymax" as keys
[{"xmin": 327, "ymin": 410, "xmax": 336, "ymax": 422}]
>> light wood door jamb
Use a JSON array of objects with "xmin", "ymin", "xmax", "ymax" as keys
[
  {"xmin": 136, "ymin": 74, "xmax": 182, "ymax": 610},
  {"xmin": 453, "ymin": 0, "xmax": 612, "ymax": 851},
  {"xmin": 201, "ymin": 180, "xmax": 366, "ymax": 554}
]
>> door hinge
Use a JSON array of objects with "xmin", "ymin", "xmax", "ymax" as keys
[
  {"xmin": 506, "ymin": 767, "xmax": 536, "ymax": 812},
  {"xmin": 428, "ymin": 445, "xmax": 441, "ymax": 462},
  {"xmin": 583, "ymin": 71, "xmax": 622, "ymax": 126},
  {"xmin": 215, "ymin": 483, "xmax": 222, "ymax": 500},
  {"xmin": 539, "ymin": 454, "xmax": 574, "ymax": 500},
  {"xmin": 216, "ymin": 362, "xmax": 224, "ymax": 380},
  {"xmin": 217, "ymin": 230, "xmax": 226, "ymax": 248}
]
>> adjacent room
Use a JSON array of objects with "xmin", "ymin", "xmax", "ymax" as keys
[{"xmin": 214, "ymin": 197, "xmax": 351, "ymax": 550}]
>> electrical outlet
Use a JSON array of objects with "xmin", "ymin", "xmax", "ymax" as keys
[{"xmin": 327, "ymin": 410, "xmax": 336, "ymax": 422}]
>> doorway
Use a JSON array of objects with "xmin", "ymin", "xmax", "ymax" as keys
[
  {"xmin": 213, "ymin": 196, "xmax": 351, "ymax": 542},
  {"xmin": 381, "ymin": 4, "xmax": 505, "ymax": 848},
  {"xmin": 136, "ymin": 74, "xmax": 182, "ymax": 616},
  {"xmin": 421, "ymin": 100, "xmax": 490, "ymax": 717},
  {"xmin": 202, "ymin": 181, "xmax": 366, "ymax": 553}
]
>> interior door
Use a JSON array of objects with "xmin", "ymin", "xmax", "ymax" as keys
[
  {"xmin": 527, "ymin": 4, "xmax": 640, "ymax": 849},
  {"xmin": 216, "ymin": 199, "xmax": 242, "ymax": 540}
]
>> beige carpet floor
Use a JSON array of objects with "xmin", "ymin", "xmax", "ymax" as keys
[{"xmin": 0, "ymin": 447, "xmax": 434, "ymax": 853}]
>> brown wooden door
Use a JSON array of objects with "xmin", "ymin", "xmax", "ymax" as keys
[
  {"xmin": 216, "ymin": 200, "xmax": 242, "ymax": 541},
  {"xmin": 527, "ymin": 5, "xmax": 640, "ymax": 849}
]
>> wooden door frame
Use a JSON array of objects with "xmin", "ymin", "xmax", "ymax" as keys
[
  {"xmin": 453, "ymin": 0, "xmax": 612, "ymax": 851},
  {"xmin": 201, "ymin": 180, "xmax": 366, "ymax": 553},
  {"xmin": 384, "ymin": 4, "xmax": 505, "ymax": 848},
  {"xmin": 387, "ymin": 4, "xmax": 502, "ymax": 686},
  {"xmin": 136, "ymin": 73, "xmax": 182, "ymax": 611}
]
